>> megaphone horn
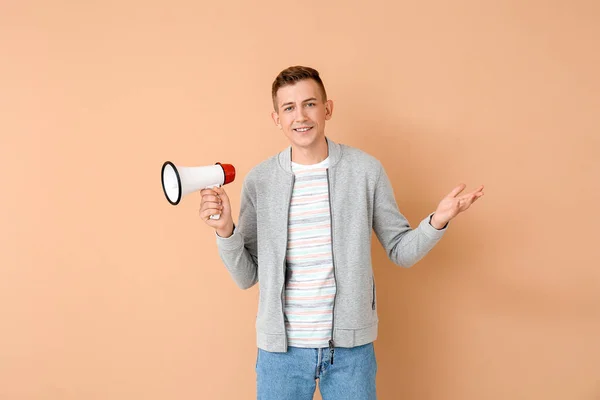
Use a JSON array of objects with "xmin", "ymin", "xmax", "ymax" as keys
[{"xmin": 161, "ymin": 161, "xmax": 236, "ymax": 219}]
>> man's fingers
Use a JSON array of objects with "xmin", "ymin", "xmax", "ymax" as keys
[
  {"xmin": 470, "ymin": 185, "xmax": 485, "ymax": 195},
  {"xmin": 200, "ymin": 202, "xmax": 223, "ymax": 212},
  {"xmin": 451, "ymin": 184, "xmax": 485, "ymax": 199},
  {"xmin": 201, "ymin": 202, "xmax": 222, "ymax": 212},
  {"xmin": 200, "ymin": 188, "xmax": 218, "ymax": 197},
  {"xmin": 458, "ymin": 192, "xmax": 482, "ymax": 205},
  {"xmin": 201, "ymin": 194, "xmax": 221, "ymax": 204},
  {"xmin": 447, "ymin": 183, "xmax": 467, "ymax": 198},
  {"xmin": 214, "ymin": 186, "xmax": 229, "ymax": 199},
  {"xmin": 457, "ymin": 192, "xmax": 484, "ymax": 211},
  {"xmin": 199, "ymin": 206, "xmax": 223, "ymax": 220},
  {"xmin": 466, "ymin": 188, "xmax": 485, "ymax": 200}
]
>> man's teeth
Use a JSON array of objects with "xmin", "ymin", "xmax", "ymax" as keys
[{"xmin": 295, "ymin": 127, "xmax": 312, "ymax": 132}]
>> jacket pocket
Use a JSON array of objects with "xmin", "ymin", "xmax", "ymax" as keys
[{"xmin": 372, "ymin": 276, "xmax": 376, "ymax": 310}]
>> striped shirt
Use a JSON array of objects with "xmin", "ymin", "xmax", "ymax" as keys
[{"xmin": 284, "ymin": 157, "xmax": 336, "ymax": 348}]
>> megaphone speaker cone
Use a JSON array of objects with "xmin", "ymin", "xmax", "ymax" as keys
[{"xmin": 161, "ymin": 161, "xmax": 182, "ymax": 205}]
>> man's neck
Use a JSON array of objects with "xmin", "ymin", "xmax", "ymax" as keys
[{"xmin": 291, "ymin": 138, "xmax": 328, "ymax": 165}]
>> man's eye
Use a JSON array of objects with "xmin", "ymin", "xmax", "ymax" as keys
[
  {"xmin": 306, "ymin": 103, "xmax": 315, "ymax": 107},
  {"xmin": 284, "ymin": 107, "xmax": 293, "ymax": 111}
]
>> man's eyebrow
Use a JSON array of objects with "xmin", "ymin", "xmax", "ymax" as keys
[{"xmin": 280, "ymin": 97, "xmax": 319, "ymax": 108}]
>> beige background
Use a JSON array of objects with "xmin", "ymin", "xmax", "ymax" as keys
[{"xmin": 1, "ymin": 0, "xmax": 599, "ymax": 399}]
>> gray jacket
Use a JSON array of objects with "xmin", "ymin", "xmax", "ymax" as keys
[{"xmin": 216, "ymin": 138, "xmax": 448, "ymax": 354}]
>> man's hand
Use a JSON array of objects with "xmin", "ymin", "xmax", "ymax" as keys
[
  {"xmin": 200, "ymin": 186, "xmax": 234, "ymax": 238},
  {"xmin": 430, "ymin": 184, "xmax": 485, "ymax": 229}
]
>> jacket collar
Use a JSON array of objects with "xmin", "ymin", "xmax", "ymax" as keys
[{"xmin": 277, "ymin": 136, "xmax": 342, "ymax": 174}]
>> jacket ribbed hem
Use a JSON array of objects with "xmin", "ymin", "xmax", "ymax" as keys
[{"xmin": 256, "ymin": 322, "xmax": 378, "ymax": 352}]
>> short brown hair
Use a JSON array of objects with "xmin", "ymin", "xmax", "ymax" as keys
[{"xmin": 271, "ymin": 66, "xmax": 327, "ymax": 111}]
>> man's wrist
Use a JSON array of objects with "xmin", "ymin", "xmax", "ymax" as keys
[
  {"xmin": 216, "ymin": 225, "xmax": 234, "ymax": 238},
  {"xmin": 429, "ymin": 214, "xmax": 448, "ymax": 230}
]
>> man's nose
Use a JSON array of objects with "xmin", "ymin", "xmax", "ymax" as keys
[{"xmin": 295, "ymin": 107, "xmax": 307, "ymax": 122}]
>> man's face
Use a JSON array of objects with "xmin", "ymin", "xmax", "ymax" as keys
[{"xmin": 271, "ymin": 79, "xmax": 333, "ymax": 152}]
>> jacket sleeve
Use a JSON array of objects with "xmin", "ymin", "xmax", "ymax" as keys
[
  {"xmin": 372, "ymin": 163, "xmax": 447, "ymax": 268},
  {"xmin": 215, "ymin": 175, "xmax": 259, "ymax": 289}
]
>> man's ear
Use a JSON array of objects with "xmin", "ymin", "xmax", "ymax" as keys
[
  {"xmin": 325, "ymin": 99, "xmax": 334, "ymax": 121},
  {"xmin": 271, "ymin": 111, "xmax": 281, "ymax": 128}
]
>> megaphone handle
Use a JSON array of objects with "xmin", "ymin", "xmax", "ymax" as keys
[{"xmin": 207, "ymin": 184, "xmax": 222, "ymax": 220}]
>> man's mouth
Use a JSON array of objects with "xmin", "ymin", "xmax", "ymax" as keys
[{"xmin": 293, "ymin": 127, "xmax": 313, "ymax": 132}]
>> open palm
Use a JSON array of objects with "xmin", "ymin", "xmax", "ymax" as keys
[{"xmin": 432, "ymin": 184, "xmax": 485, "ymax": 227}]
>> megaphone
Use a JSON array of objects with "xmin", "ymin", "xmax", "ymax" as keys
[{"xmin": 161, "ymin": 161, "xmax": 236, "ymax": 219}]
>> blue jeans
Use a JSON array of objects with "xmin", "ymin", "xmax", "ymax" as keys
[{"xmin": 256, "ymin": 342, "xmax": 377, "ymax": 399}]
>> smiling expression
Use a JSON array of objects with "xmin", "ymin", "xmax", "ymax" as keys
[{"xmin": 271, "ymin": 79, "xmax": 333, "ymax": 153}]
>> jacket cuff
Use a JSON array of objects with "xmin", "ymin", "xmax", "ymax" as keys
[
  {"xmin": 215, "ymin": 224, "xmax": 244, "ymax": 251},
  {"xmin": 420, "ymin": 213, "xmax": 448, "ymax": 239}
]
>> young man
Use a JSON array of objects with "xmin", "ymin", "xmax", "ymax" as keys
[{"xmin": 200, "ymin": 66, "xmax": 484, "ymax": 399}]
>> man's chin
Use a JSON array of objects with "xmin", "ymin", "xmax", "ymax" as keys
[
  {"xmin": 287, "ymin": 131, "xmax": 325, "ymax": 147},
  {"xmin": 293, "ymin": 136, "xmax": 317, "ymax": 147}
]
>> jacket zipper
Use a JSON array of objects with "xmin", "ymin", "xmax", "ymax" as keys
[
  {"xmin": 326, "ymin": 169, "xmax": 337, "ymax": 365},
  {"xmin": 281, "ymin": 174, "xmax": 295, "ymax": 352}
]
